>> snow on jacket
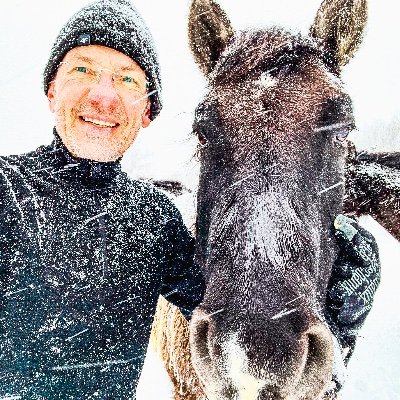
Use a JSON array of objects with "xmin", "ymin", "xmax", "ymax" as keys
[{"xmin": 0, "ymin": 132, "xmax": 205, "ymax": 399}]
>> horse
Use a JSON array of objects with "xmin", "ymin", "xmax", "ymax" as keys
[{"xmin": 150, "ymin": 0, "xmax": 400, "ymax": 399}]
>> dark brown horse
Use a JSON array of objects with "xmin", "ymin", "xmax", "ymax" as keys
[
  {"xmin": 150, "ymin": 1, "xmax": 399, "ymax": 399},
  {"xmin": 183, "ymin": 0, "xmax": 398, "ymax": 399}
]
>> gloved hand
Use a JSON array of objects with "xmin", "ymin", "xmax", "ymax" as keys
[{"xmin": 326, "ymin": 214, "xmax": 381, "ymax": 363}]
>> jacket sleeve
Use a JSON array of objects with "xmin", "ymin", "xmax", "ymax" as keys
[{"xmin": 159, "ymin": 213, "xmax": 205, "ymax": 320}]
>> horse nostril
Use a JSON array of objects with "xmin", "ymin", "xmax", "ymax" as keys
[
  {"xmin": 295, "ymin": 322, "xmax": 334, "ymax": 397},
  {"xmin": 308, "ymin": 332, "xmax": 327, "ymax": 364},
  {"xmin": 190, "ymin": 310, "xmax": 212, "ymax": 365},
  {"xmin": 190, "ymin": 311, "xmax": 243, "ymax": 400}
]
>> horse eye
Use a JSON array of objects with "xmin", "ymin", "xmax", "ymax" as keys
[
  {"xmin": 336, "ymin": 129, "xmax": 350, "ymax": 142},
  {"xmin": 196, "ymin": 131, "xmax": 208, "ymax": 147},
  {"xmin": 278, "ymin": 63, "xmax": 294, "ymax": 77},
  {"xmin": 274, "ymin": 59, "xmax": 299, "ymax": 78}
]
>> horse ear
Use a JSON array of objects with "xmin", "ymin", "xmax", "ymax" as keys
[
  {"xmin": 188, "ymin": 0, "xmax": 234, "ymax": 76},
  {"xmin": 310, "ymin": 0, "xmax": 368, "ymax": 69}
]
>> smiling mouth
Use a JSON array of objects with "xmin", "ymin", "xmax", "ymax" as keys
[{"xmin": 79, "ymin": 116, "xmax": 120, "ymax": 128}]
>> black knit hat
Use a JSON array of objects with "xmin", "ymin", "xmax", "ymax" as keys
[{"xmin": 43, "ymin": 0, "xmax": 162, "ymax": 120}]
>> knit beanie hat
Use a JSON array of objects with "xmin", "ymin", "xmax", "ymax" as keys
[{"xmin": 43, "ymin": 0, "xmax": 162, "ymax": 120}]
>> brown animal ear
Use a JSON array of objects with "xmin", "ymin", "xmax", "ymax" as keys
[
  {"xmin": 310, "ymin": 0, "xmax": 368, "ymax": 69},
  {"xmin": 188, "ymin": 0, "xmax": 234, "ymax": 76}
]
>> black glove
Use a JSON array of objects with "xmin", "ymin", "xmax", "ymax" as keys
[{"xmin": 326, "ymin": 214, "xmax": 381, "ymax": 363}]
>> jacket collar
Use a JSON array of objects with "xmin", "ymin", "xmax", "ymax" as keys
[{"xmin": 51, "ymin": 129, "xmax": 122, "ymax": 188}]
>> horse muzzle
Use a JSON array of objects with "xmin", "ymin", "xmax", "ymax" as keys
[{"xmin": 189, "ymin": 307, "xmax": 335, "ymax": 400}]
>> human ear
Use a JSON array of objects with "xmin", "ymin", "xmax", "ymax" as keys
[
  {"xmin": 47, "ymin": 82, "xmax": 56, "ymax": 113},
  {"xmin": 141, "ymin": 102, "xmax": 151, "ymax": 128}
]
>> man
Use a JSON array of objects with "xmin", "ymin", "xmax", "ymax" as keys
[{"xmin": 0, "ymin": 0, "xmax": 380, "ymax": 398}]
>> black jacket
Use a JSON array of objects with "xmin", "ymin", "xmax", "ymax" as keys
[{"xmin": 0, "ymin": 133, "xmax": 205, "ymax": 399}]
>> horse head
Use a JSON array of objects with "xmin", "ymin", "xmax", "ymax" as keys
[{"xmin": 187, "ymin": 1, "xmax": 369, "ymax": 398}]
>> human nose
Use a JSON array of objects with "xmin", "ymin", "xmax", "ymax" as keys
[{"xmin": 86, "ymin": 71, "xmax": 120, "ymax": 107}]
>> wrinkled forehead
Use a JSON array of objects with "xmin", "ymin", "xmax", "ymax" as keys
[
  {"xmin": 60, "ymin": 45, "xmax": 145, "ymax": 73},
  {"xmin": 210, "ymin": 29, "xmax": 328, "ymax": 85}
]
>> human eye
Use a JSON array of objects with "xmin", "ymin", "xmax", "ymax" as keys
[
  {"xmin": 75, "ymin": 66, "xmax": 88, "ymax": 73},
  {"xmin": 121, "ymin": 75, "xmax": 141, "ymax": 89},
  {"xmin": 122, "ymin": 76, "xmax": 133, "ymax": 83},
  {"xmin": 71, "ymin": 65, "xmax": 96, "ymax": 79},
  {"xmin": 116, "ymin": 73, "xmax": 146, "ymax": 93}
]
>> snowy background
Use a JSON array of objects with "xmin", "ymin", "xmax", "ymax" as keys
[{"xmin": 0, "ymin": 0, "xmax": 399, "ymax": 399}]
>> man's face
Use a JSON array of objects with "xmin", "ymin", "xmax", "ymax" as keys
[{"xmin": 48, "ymin": 45, "xmax": 151, "ymax": 162}]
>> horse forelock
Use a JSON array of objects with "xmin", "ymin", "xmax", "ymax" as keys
[{"xmin": 209, "ymin": 28, "xmax": 331, "ymax": 86}]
